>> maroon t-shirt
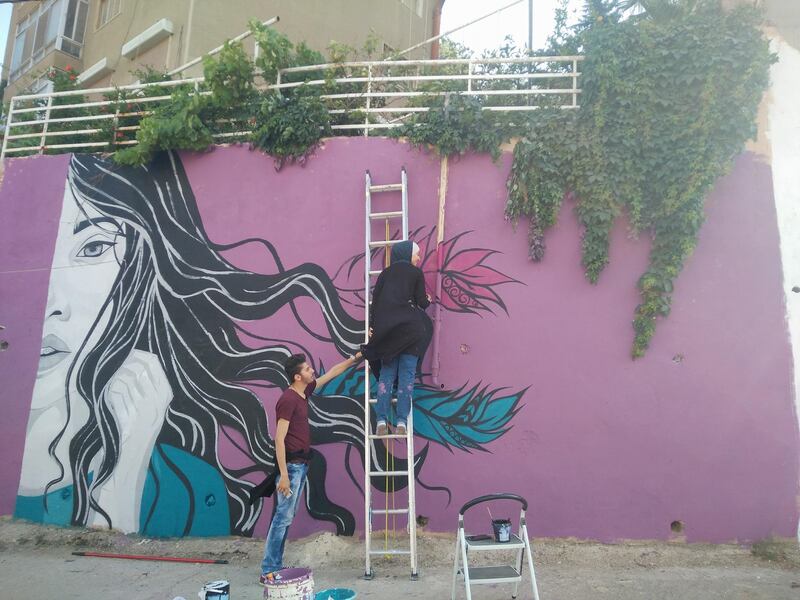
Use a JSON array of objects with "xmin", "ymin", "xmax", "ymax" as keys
[{"xmin": 275, "ymin": 381, "xmax": 316, "ymax": 458}]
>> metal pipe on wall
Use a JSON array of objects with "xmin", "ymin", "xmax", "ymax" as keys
[{"xmin": 430, "ymin": 154, "xmax": 449, "ymax": 384}]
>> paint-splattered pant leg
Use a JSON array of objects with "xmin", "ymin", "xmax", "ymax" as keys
[
  {"xmin": 376, "ymin": 356, "xmax": 400, "ymax": 423},
  {"xmin": 394, "ymin": 353, "xmax": 418, "ymax": 424},
  {"xmin": 261, "ymin": 462, "xmax": 308, "ymax": 574}
]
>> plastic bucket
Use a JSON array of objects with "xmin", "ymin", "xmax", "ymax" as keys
[
  {"xmin": 314, "ymin": 589, "xmax": 357, "ymax": 600},
  {"xmin": 263, "ymin": 567, "xmax": 315, "ymax": 599},
  {"xmin": 491, "ymin": 518, "xmax": 512, "ymax": 543},
  {"xmin": 198, "ymin": 580, "xmax": 229, "ymax": 600}
]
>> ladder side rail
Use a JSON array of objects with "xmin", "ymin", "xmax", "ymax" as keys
[
  {"xmin": 364, "ymin": 170, "xmax": 373, "ymax": 578},
  {"xmin": 401, "ymin": 167, "xmax": 409, "ymax": 239},
  {"xmin": 407, "ymin": 404, "xmax": 418, "ymax": 577}
]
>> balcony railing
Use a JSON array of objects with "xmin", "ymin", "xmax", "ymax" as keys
[{"xmin": 1, "ymin": 55, "xmax": 583, "ymax": 160}]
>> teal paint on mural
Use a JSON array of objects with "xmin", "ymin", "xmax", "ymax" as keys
[{"xmin": 140, "ymin": 444, "xmax": 230, "ymax": 537}]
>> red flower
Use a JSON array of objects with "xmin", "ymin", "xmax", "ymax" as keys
[
  {"xmin": 69, "ymin": 74, "xmax": 76, "ymax": 81},
  {"xmin": 417, "ymin": 229, "xmax": 520, "ymax": 316},
  {"xmin": 333, "ymin": 227, "xmax": 519, "ymax": 317},
  {"xmin": 65, "ymin": 65, "xmax": 72, "ymax": 72}
]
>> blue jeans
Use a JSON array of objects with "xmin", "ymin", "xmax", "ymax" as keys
[
  {"xmin": 261, "ymin": 462, "xmax": 308, "ymax": 574},
  {"xmin": 376, "ymin": 353, "xmax": 418, "ymax": 424}
]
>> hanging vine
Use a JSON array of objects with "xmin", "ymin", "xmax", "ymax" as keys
[{"xmin": 505, "ymin": 0, "xmax": 774, "ymax": 357}]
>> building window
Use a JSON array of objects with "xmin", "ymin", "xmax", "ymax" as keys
[
  {"xmin": 61, "ymin": 0, "xmax": 89, "ymax": 56},
  {"xmin": 8, "ymin": 0, "xmax": 89, "ymax": 82},
  {"xmin": 97, "ymin": 0, "xmax": 121, "ymax": 29}
]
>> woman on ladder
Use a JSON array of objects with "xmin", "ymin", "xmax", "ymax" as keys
[{"xmin": 363, "ymin": 240, "xmax": 432, "ymax": 436}]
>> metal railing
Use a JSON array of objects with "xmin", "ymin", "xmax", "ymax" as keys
[{"xmin": 1, "ymin": 55, "xmax": 583, "ymax": 159}]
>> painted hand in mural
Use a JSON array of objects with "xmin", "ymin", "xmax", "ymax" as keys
[
  {"xmin": 95, "ymin": 350, "xmax": 172, "ymax": 533},
  {"xmin": 106, "ymin": 350, "xmax": 172, "ymax": 445}
]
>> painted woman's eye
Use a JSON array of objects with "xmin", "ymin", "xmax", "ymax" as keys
[{"xmin": 77, "ymin": 240, "xmax": 114, "ymax": 258}]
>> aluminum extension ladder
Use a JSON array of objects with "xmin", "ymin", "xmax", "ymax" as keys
[
  {"xmin": 363, "ymin": 167, "xmax": 419, "ymax": 580},
  {"xmin": 452, "ymin": 494, "xmax": 540, "ymax": 600}
]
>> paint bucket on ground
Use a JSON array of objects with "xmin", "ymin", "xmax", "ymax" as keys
[
  {"xmin": 263, "ymin": 567, "xmax": 314, "ymax": 599},
  {"xmin": 491, "ymin": 518, "xmax": 512, "ymax": 543},
  {"xmin": 314, "ymin": 589, "xmax": 357, "ymax": 600},
  {"xmin": 198, "ymin": 580, "xmax": 230, "ymax": 600}
]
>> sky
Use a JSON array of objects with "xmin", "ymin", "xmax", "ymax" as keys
[
  {"xmin": 0, "ymin": 1, "xmax": 584, "ymax": 79},
  {"xmin": 439, "ymin": 0, "xmax": 583, "ymax": 54},
  {"xmin": 0, "ymin": 4, "xmax": 10, "ymax": 73}
]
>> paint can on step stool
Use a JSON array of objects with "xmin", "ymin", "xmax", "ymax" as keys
[
  {"xmin": 491, "ymin": 518, "xmax": 512, "ymax": 543},
  {"xmin": 198, "ymin": 580, "xmax": 230, "ymax": 600},
  {"xmin": 263, "ymin": 567, "xmax": 315, "ymax": 599}
]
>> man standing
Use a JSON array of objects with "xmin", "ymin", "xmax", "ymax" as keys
[{"xmin": 260, "ymin": 352, "xmax": 361, "ymax": 583}]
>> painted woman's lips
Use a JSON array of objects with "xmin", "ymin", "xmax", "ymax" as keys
[{"xmin": 38, "ymin": 333, "xmax": 70, "ymax": 374}]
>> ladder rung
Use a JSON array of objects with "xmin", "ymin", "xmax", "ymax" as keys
[
  {"xmin": 372, "ymin": 508, "xmax": 409, "ymax": 515},
  {"xmin": 369, "ymin": 211, "xmax": 403, "ymax": 219},
  {"xmin": 369, "ymin": 433, "xmax": 409, "ymax": 440},
  {"xmin": 368, "ymin": 239, "xmax": 403, "ymax": 248},
  {"xmin": 368, "ymin": 398, "xmax": 397, "ymax": 403},
  {"xmin": 369, "ymin": 270, "xmax": 382, "ymax": 276},
  {"xmin": 369, "ymin": 549, "xmax": 412, "ymax": 555},
  {"xmin": 369, "ymin": 470, "xmax": 410, "ymax": 477},
  {"xmin": 369, "ymin": 184, "xmax": 403, "ymax": 193}
]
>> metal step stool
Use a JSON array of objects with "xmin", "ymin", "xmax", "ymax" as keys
[{"xmin": 451, "ymin": 493, "xmax": 540, "ymax": 600}]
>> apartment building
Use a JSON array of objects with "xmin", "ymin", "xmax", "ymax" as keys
[{"xmin": 2, "ymin": 0, "xmax": 445, "ymax": 100}]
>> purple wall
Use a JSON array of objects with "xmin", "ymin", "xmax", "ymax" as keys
[
  {"xmin": 0, "ymin": 140, "xmax": 796, "ymax": 542},
  {"xmin": 0, "ymin": 155, "xmax": 70, "ymax": 515}
]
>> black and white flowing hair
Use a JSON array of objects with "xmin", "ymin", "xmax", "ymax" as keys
[{"xmin": 54, "ymin": 151, "xmax": 363, "ymax": 535}]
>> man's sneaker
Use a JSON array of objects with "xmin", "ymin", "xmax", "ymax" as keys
[
  {"xmin": 396, "ymin": 422, "xmax": 407, "ymax": 436},
  {"xmin": 376, "ymin": 421, "xmax": 388, "ymax": 436}
]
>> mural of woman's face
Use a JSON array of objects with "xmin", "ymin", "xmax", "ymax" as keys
[{"xmin": 32, "ymin": 183, "xmax": 126, "ymax": 410}]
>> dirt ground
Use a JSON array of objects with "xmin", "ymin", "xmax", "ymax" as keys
[{"xmin": 0, "ymin": 516, "xmax": 798, "ymax": 599}]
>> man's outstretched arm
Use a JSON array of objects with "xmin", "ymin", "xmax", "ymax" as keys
[{"xmin": 315, "ymin": 352, "xmax": 362, "ymax": 388}]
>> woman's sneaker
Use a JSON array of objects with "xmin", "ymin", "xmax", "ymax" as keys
[
  {"xmin": 396, "ymin": 422, "xmax": 407, "ymax": 435},
  {"xmin": 376, "ymin": 421, "xmax": 388, "ymax": 436}
]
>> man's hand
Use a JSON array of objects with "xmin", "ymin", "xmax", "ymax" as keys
[
  {"xmin": 277, "ymin": 475, "xmax": 292, "ymax": 498},
  {"xmin": 315, "ymin": 352, "xmax": 363, "ymax": 387}
]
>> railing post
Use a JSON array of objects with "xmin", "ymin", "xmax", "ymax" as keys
[
  {"xmin": 112, "ymin": 90, "xmax": 122, "ymax": 147},
  {"xmin": 39, "ymin": 95, "xmax": 54, "ymax": 154},
  {"xmin": 1, "ymin": 99, "xmax": 15, "ymax": 160},
  {"xmin": 467, "ymin": 60, "xmax": 473, "ymax": 95},
  {"xmin": 572, "ymin": 59, "xmax": 578, "ymax": 107},
  {"xmin": 364, "ymin": 64, "xmax": 372, "ymax": 138}
]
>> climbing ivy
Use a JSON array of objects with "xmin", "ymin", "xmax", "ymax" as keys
[
  {"xmin": 391, "ymin": 94, "xmax": 513, "ymax": 160},
  {"xmin": 114, "ymin": 40, "xmax": 255, "ymax": 165},
  {"xmin": 505, "ymin": 0, "xmax": 775, "ymax": 357},
  {"xmin": 112, "ymin": 21, "xmax": 377, "ymax": 168}
]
